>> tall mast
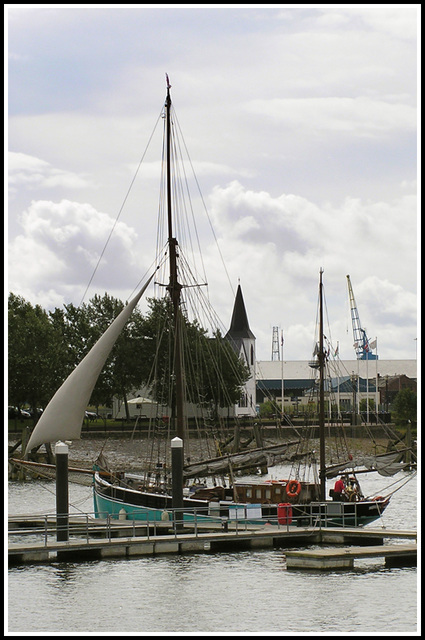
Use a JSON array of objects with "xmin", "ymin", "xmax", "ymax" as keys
[
  {"xmin": 318, "ymin": 268, "xmax": 326, "ymax": 501},
  {"xmin": 165, "ymin": 74, "xmax": 184, "ymax": 441}
]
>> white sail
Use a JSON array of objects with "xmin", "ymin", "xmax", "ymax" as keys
[{"xmin": 25, "ymin": 275, "xmax": 155, "ymax": 453}]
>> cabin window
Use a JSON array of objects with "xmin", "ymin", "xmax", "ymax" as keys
[
  {"xmin": 274, "ymin": 486, "xmax": 281, "ymax": 494},
  {"xmin": 265, "ymin": 489, "xmax": 271, "ymax": 499},
  {"xmin": 255, "ymin": 489, "xmax": 262, "ymax": 499},
  {"xmin": 246, "ymin": 489, "xmax": 252, "ymax": 498}
]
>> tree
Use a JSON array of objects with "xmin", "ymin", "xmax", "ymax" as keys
[
  {"xmin": 391, "ymin": 388, "xmax": 417, "ymax": 425},
  {"xmin": 8, "ymin": 293, "xmax": 63, "ymax": 413},
  {"xmin": 259, "ymin": 400, "xmax": 275, "ymax": 418},
  {"xmin": 8, "ymin": 291, "xmax": 251, "ymax": 424},
  {"xmin": 359, "ymin": 398, "xmax": 376, "ymax": 412},
  {"xmin": 138, "ymin": 297, "xmax": 250, "ymax": 417}
]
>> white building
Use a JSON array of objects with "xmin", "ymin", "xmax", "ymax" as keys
[{"xmin": 225, "ymin": 284, "xmax": 257, "ymax": 417}]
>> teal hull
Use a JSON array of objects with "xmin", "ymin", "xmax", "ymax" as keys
[
  {"xmin": 93, "ymin": 482, "xmax": 388, "ymax": 528},
  {"xmin": 93, "ymin": 488, "xmax": 222, "ymax": 523}
]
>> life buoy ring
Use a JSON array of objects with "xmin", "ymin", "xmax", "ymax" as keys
[{"xmin": 286, "ymin": 480, "xmax": 301, "ymax": 498}]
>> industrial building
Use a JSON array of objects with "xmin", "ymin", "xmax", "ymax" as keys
[{"xmin": 256, "ymin": 359, "xmax": 417, "ymax": 414}]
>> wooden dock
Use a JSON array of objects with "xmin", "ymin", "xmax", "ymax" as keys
[
  {"xmin": 8, "ymin": 514, "xmax": 417, "ymax": 566},
  {"xmin": 285, "ymin": 544, "xmax": 417, "ymax": 570}
]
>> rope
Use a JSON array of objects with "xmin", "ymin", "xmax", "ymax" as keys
[
  {"xmin": 79, "ymin": 110, "xmax": 163, "ymax": 307},
  {"xmin": 367, "ymin": 469, "xmax": 417, "ymax": 501}
]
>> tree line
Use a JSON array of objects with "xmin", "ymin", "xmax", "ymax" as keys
[{"xmin": 8, "ymin": 292, "xmax": 250, "ymax": 421}]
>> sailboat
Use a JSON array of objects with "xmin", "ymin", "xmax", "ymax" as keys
[
  {"xmin": 232, "ymin": 268, "xmax": 395, "ymax": 527},
  {"xmin": 93, "ymin": 270, "xmax": 404, "ymax": 527},
  {"xmin": 24, "ymin": 78, "xmax": 409, "ymax": 528},
  {"xmin": 197, "ymin": 269, "xmax": 408, "ymax": 527}
]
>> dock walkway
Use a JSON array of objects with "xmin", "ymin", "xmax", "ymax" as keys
[{"xmin": 8, "ymin": 513, "xmax": 417, "ymax": 566}]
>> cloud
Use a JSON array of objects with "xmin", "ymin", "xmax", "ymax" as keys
[
  {"xmin": 8, "ymin": 199, "xmax": 142, "ymax": 306},
  {"xmin": 8, "ymin": 151, "xmax": 93, "ymax": 195},
  {"xmin": 6, "ymin": 6, "xmax": 418, "ymax": 361},
  {"xmin": 353, "ymin": 276, "xmax": 417, "ymax": 325},
  {"xmin": 203, "ymin": 181, "xmax": 417, "ymax": 359},
  {"xmin": 336, "ymin": 6, "xmax": 418, "ymax": 40},
  {"xmin": 244, "ymin": 97, "xmax": 416, "ymax": 138},
  {"xmin": 208, "ymin": 181, "xmax": 416, "ymax": 280}
]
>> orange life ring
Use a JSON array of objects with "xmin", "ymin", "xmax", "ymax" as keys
[{"xmin": 286, "ymin": 480, "xmax": 301, "ymax": 498}]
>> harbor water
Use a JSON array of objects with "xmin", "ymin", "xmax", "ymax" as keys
[{"xmin": 7, "ymin": 438, "xmax": 419, "ymax": 635}]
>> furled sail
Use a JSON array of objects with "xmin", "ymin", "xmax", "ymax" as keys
[
  {"xmin": 325, "ymin": 450, "xmax": 409, "ymax": 479},
  {"xmin": 183, "ymin": 441, "xmax": 301, "ymax": 478},
  {"xmin": 25, "ymin": 275, "xmax": 155, "ymax": 453}
]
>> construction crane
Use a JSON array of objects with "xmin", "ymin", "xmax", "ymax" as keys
[{"xmin": 346, "ymin": 275, "xmax": 378, "ymax": 360}]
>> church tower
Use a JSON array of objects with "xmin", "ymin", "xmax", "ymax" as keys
[{"xmin": 225, "ymin": 284, "xmax": 257, "ymax": 416}]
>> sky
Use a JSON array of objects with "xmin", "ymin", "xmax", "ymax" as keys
[{"xmin": 6, "ymin": 4, "xmax": 419, "ymax": 362}]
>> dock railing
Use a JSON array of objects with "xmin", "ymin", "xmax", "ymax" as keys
[
  {"xmin": 8, "ymin": 507, "xmax": 325, "ymax": 547},
  {"xmin": 10, "ymin": 499, "xmax": 379, "ymax": 548}
]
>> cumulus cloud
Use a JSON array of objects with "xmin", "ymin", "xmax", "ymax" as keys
[
  {"xmin": 204, "ymin": 181, "xmax": 417, "ymax": 359},
  {"xmin": 8, "ymin": 199, "xmax": 142, "ymax": 307}
]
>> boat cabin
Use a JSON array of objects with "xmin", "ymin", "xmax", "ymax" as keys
[
  {"xmin": 190, "ymin": 480, "xmax": 320, "ymax": 505},
  {"xmin": 234, "ymin": 480, "xmax": 320, "ymax": 505}
]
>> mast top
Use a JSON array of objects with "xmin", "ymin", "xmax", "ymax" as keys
[{"xmin": 166, "ymin": 73, "xmax": 171, "ymax": 90}]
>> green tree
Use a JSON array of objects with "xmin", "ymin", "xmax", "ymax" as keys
[
  {"xmin": 391, "ymin": 388, "xmax": 417, "ymax": 425},
  {"xmin": 359, "ymin": 398, "xmax": 376, "ymax": 412},
  {"xmin": 138, "ymin": 297, "xmax": 250, "ymax": 416},
  {"xmin": 8, "ymin": 291, "xmax": 251, "ymax": 425},
  {"xmin": 8, "ymin": 293, "xmax": 63, "ymax": 413},
  {"xmin": 259, "ymin": 400, "xmax": 275, "ymax": 418}
]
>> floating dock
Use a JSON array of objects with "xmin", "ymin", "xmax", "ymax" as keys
[
  {"xmin": 285, "ymin": 544, "xmax": 417, "ymax": 570},
  {"xmin": 8, "ymin": 513, "xmax": 417, "ymax": 567}
]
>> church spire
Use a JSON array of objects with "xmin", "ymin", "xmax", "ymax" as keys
[{"xmin": 227, "ymin": 284, "xmax": 255, "ymax": 339}]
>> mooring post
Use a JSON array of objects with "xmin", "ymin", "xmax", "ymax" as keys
[
  {"xmin": 55, "ymin": 441, "xmax": 69, "ymax": 542},
  {"xmin": 171, "ymin": 436, "xmax": 184, "ymax": 531}
]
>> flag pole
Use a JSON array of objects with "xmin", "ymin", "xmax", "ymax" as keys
[
  {"xmin": 280, "ymin": 330, "xmax": 284, "ymax": 420},
  {"xmin": 375, "ymin": 337, "xmax": 379, "ymax": 418},
  {"xmin": 336, "ymin": 341, "xmax": 341, "ymax": 420}
]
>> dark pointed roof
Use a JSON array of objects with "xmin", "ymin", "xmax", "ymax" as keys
[{"xmin": 225, "ymin": 284, "xmax": 255, "ymax": 340}]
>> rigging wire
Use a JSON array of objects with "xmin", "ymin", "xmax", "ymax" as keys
[
  {"xmin": 79, "ymin": 110, "xmax": 163, "ymax": 308},
  {"xmin": 173, "ymin": 109, "xmax": 235, "ymax": 298}
]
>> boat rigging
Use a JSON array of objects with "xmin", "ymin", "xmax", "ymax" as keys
[{"xmin": 20, "ymin": 76, "xmax": 415, "ymax": 528}]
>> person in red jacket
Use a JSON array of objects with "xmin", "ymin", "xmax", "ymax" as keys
[{"xmin": 333, "ymin": 476, "xmax": 345, "ymax": 501}]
